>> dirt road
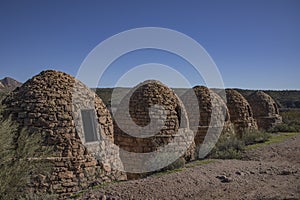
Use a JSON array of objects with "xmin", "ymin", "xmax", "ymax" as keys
[{"xmin": 78, "ymin": 134, "xmax": 300, "ymax": 200}]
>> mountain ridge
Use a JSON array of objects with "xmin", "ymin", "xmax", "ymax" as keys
[
  {"xmin": 95, "ymin": 87, "xmax": 300, "ymax": 110},
  {"xmin": 0, "ymin": 77, "xmax": 22, "ymax": 92}
]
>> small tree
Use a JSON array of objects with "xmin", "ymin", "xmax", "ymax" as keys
[{"xmin": 0, "ymin": 101, "xmax": 54, "ymax": 199}]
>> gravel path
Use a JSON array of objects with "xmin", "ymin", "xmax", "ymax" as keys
[{"xmin": 78, "ymin": 134, "xmax": 300, "ymax": 200}]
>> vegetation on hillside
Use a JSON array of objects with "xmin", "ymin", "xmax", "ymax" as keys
[
  {"xmin": 209, "ymin": 94, "xmax": 300, "ymax": 158},
  {"xmin": 208, "ymin": 129, "xmax": 270, "ymax": 159},
  {"xmin": 0, "ymin": 96, "xmax": 54, "ymax": 199},
  {"xmin": 96, "ymin": 88, "xmax": 300, "ymax": 110},
  {"xmin": 208, "ymin": 107, "xmax": 300, "ymax": 160},
  {"xmin": 236, "ymin": 89, "xmax": 300, "ymax": 109},
  {"xmin": 269, "ymin": 109, "xmax": 300, "ymax": 133}
]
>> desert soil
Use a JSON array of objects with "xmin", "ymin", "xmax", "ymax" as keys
[{"xmin": 78, "ymin": 134, "xmax": 300, "ymax": 200}]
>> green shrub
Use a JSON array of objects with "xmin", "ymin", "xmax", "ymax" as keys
[
  {"xmin": 208, "ymin": 129, "xmax": 272, "ymax": 159},
  {"xmin": 268, "ymin": 123, "xmax": 300, "ymax": 133},
  {"xmin": 281, "ymin": 110, "xmax": 300, "ymax": 124},
  {"xmin": 241, "ymin": 129, "xmax": 270, "ymax": 145},
  {"xmin": 0, "ymin": 103, "xmax": 53, "ymax": 199},
  {"xmin": 210, "ymin": 148, "xmax": 243, "ymax": 159},
  {"xmin": 270, "ymin": 110, "xmax": 300, "ymax": 133},
  {"xmin": 208, "ymin": 135, "xmax": 244, "ymax": 159}
]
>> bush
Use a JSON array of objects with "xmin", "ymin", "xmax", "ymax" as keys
[
  {"xmin": 268, "ymin": 123, "xmax": 300, "ymax": 133},
  {"xmin": 241, "ymin": 129, "xmax": 270, "ymax": 145},
  {"xmin": 208, "ymin": 135, "xmax": 245, "ymax": 159},
  {"xmin": 281, "ymin": 110, "xmax": 300, "ymax": 124},
  {"xmin": 210, "ymin": 148, "xmax": 243, "ymax": 160},
  {"xmin": 0, "ymin": 103, "xmax": 53, "ymax": 199},
  {"xmin": 208, "ymin": 129, "xmax": 272, "ymax": 159},
  {"xmin": 270, "ymin": 110, "xmax": 300, "ymax": 133}
]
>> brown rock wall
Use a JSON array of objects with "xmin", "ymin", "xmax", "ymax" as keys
[
  {"xmin": 225, "ymin": 89, "xmax": 258, "ymax": 136},
  {"xmin": 180, "ymin": 86, "xmax": 235, "ymax": 158},
  {"xmin": 113, "ymin": 80, "xmax": 195, "ymax": 179},
  {"xmin": 2, "ymin": 70, "xmax": 126, "ymax": 198},
  {"xmin": 245, "ymin": 91, "xmax": 282, "ymax": 130}
]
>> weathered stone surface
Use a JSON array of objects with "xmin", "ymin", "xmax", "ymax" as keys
[
  {"xmin": 1, "ymin": 70, "xmax": 126, "ymax": 198},
  {"xmin": 225, "ymin": 89, "xmax": 258, "ymax": 136},
  {"xmin": 245, "ymin": 91, "xmax": 282, "ymax": 130},
  {"xmin": 113, "ymin": 80, "xmax": 195, "ymax": 179},
  {"xmin": 1, "ymin": 70, "xmax": 285, "ymax": 197},
  {"xmin": 180, "ymin": 86, "xmax": 235, "ymax": 158}
]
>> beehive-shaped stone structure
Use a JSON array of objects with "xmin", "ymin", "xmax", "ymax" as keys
[
  {"xmin": 180, "ymin": 86, "xmax": 234, "ymax": 157},
  {"xmin": 225, "ymin": 89, "xmax": 258, "ymax": 136},
  {"xmin": 245, "ymin": 91, "xmax": 282, "ymax": 130},
  {"xmin": 113, "ymin": 80, "xmax": 195, "ymax": 178},
  {"xmin": 2, "ymin": 70, "xmax": 126, "ymax": 197}
]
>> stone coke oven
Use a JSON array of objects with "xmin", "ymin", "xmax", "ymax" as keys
[
  {"xmin": 180, "ymin": 86, "xmax": 234, "ymax": 157},
  {"xmin": 2, "ymin": 70, "xmax": 126, "ymax": 197},
  {"xmin": 245, "ymin": 91, "xmax": 282, "ymax": 130},
  {"xmin": 113, "ymin": 80, "xmax": 195, "ymax": 178},
  {"xmin": 225, "ymin": 89, "xmax": 258, "ymax": 136}
]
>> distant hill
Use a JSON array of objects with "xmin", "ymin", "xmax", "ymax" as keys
[
  {"xmin": 236, "ymin": 89, "xmax": 300, "ymax": 110},
  {"xmin": 95, "ymin": 87, "xmax": 131, "ymax": 107},
  {"xmin": 0, "ymin": 77, "xmax": 22, "ymax": 92},
  {"xmin": 96, "ymin": 87, "xmax": 300, "ymax": 110}
]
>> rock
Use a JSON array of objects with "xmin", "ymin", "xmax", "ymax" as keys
[
  {"xmin": 102, "ymin": 163, "xmax": 111, "ymax": 173},
  {"xmin": 89, "ymin": 193, "xmax": 95, "ymax": 199},
  {"xmin": 259, "ymin": 170, "xmax": 267, "ymax": 174},
  {"xmin": 279, "ymin": 169, "xmax": 292, "ymax": 175},
  {"xmin": 216, "ymin": 175, "xmax": 233, "ymax": 183},
  {"xmin": 235, "ymin": 171, "xmax": 245, "ymax": 176}
]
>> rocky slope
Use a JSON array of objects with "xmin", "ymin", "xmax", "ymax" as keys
[{"xmin": 0, "ymin": 77, "xmax": 22, "ymax": 91}]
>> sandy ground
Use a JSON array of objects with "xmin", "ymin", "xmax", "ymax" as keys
[{"xmin": 78, "ymin": 134, "xmax": 300, "ymax": 200}]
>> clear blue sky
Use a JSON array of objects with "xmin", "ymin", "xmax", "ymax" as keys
[{"xmin": 0, "ymin": 0, "xmax": 299, "ymax": 89}]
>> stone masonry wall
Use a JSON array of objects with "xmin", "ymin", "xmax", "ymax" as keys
[
  {"xmin": 225, "ymin": 89, "xmax": 258, "ymax": 136},
  {"xmin": 245, "ymin": 91, "xmax": 282, "ymax": 130},
  {"xmin": 180, "ymin": 86, "xmax": 235, "ymax": 158},
  {"xmin": 2, "ymin": 70, "xmax": 126, "ymax": 198},
  {"xmin": 0, "ymin": 70, "xmax": 284, "ymax": 196},
  {"xmin": 113, "ymin": 80, "xmax": 195, "ymax": 178}
]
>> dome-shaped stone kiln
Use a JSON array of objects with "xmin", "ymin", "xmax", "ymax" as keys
[
  {"xmin": 225, "ymin": 89, "xmax": 258, "ymax": 136},
  {"xmin": 245, "ymin": 91, "xmax": 282, "ymax": 130},
  {"xmin": 180, "ymin": 86, "xmax": 234, "ymax": 157},
  {"xmin": 113, "ymin": 80, "xmax": 195, "ymax": 177},
  {"xmin": 2, "ymin": 70, "xmax": 126, "ymax": 197}
]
